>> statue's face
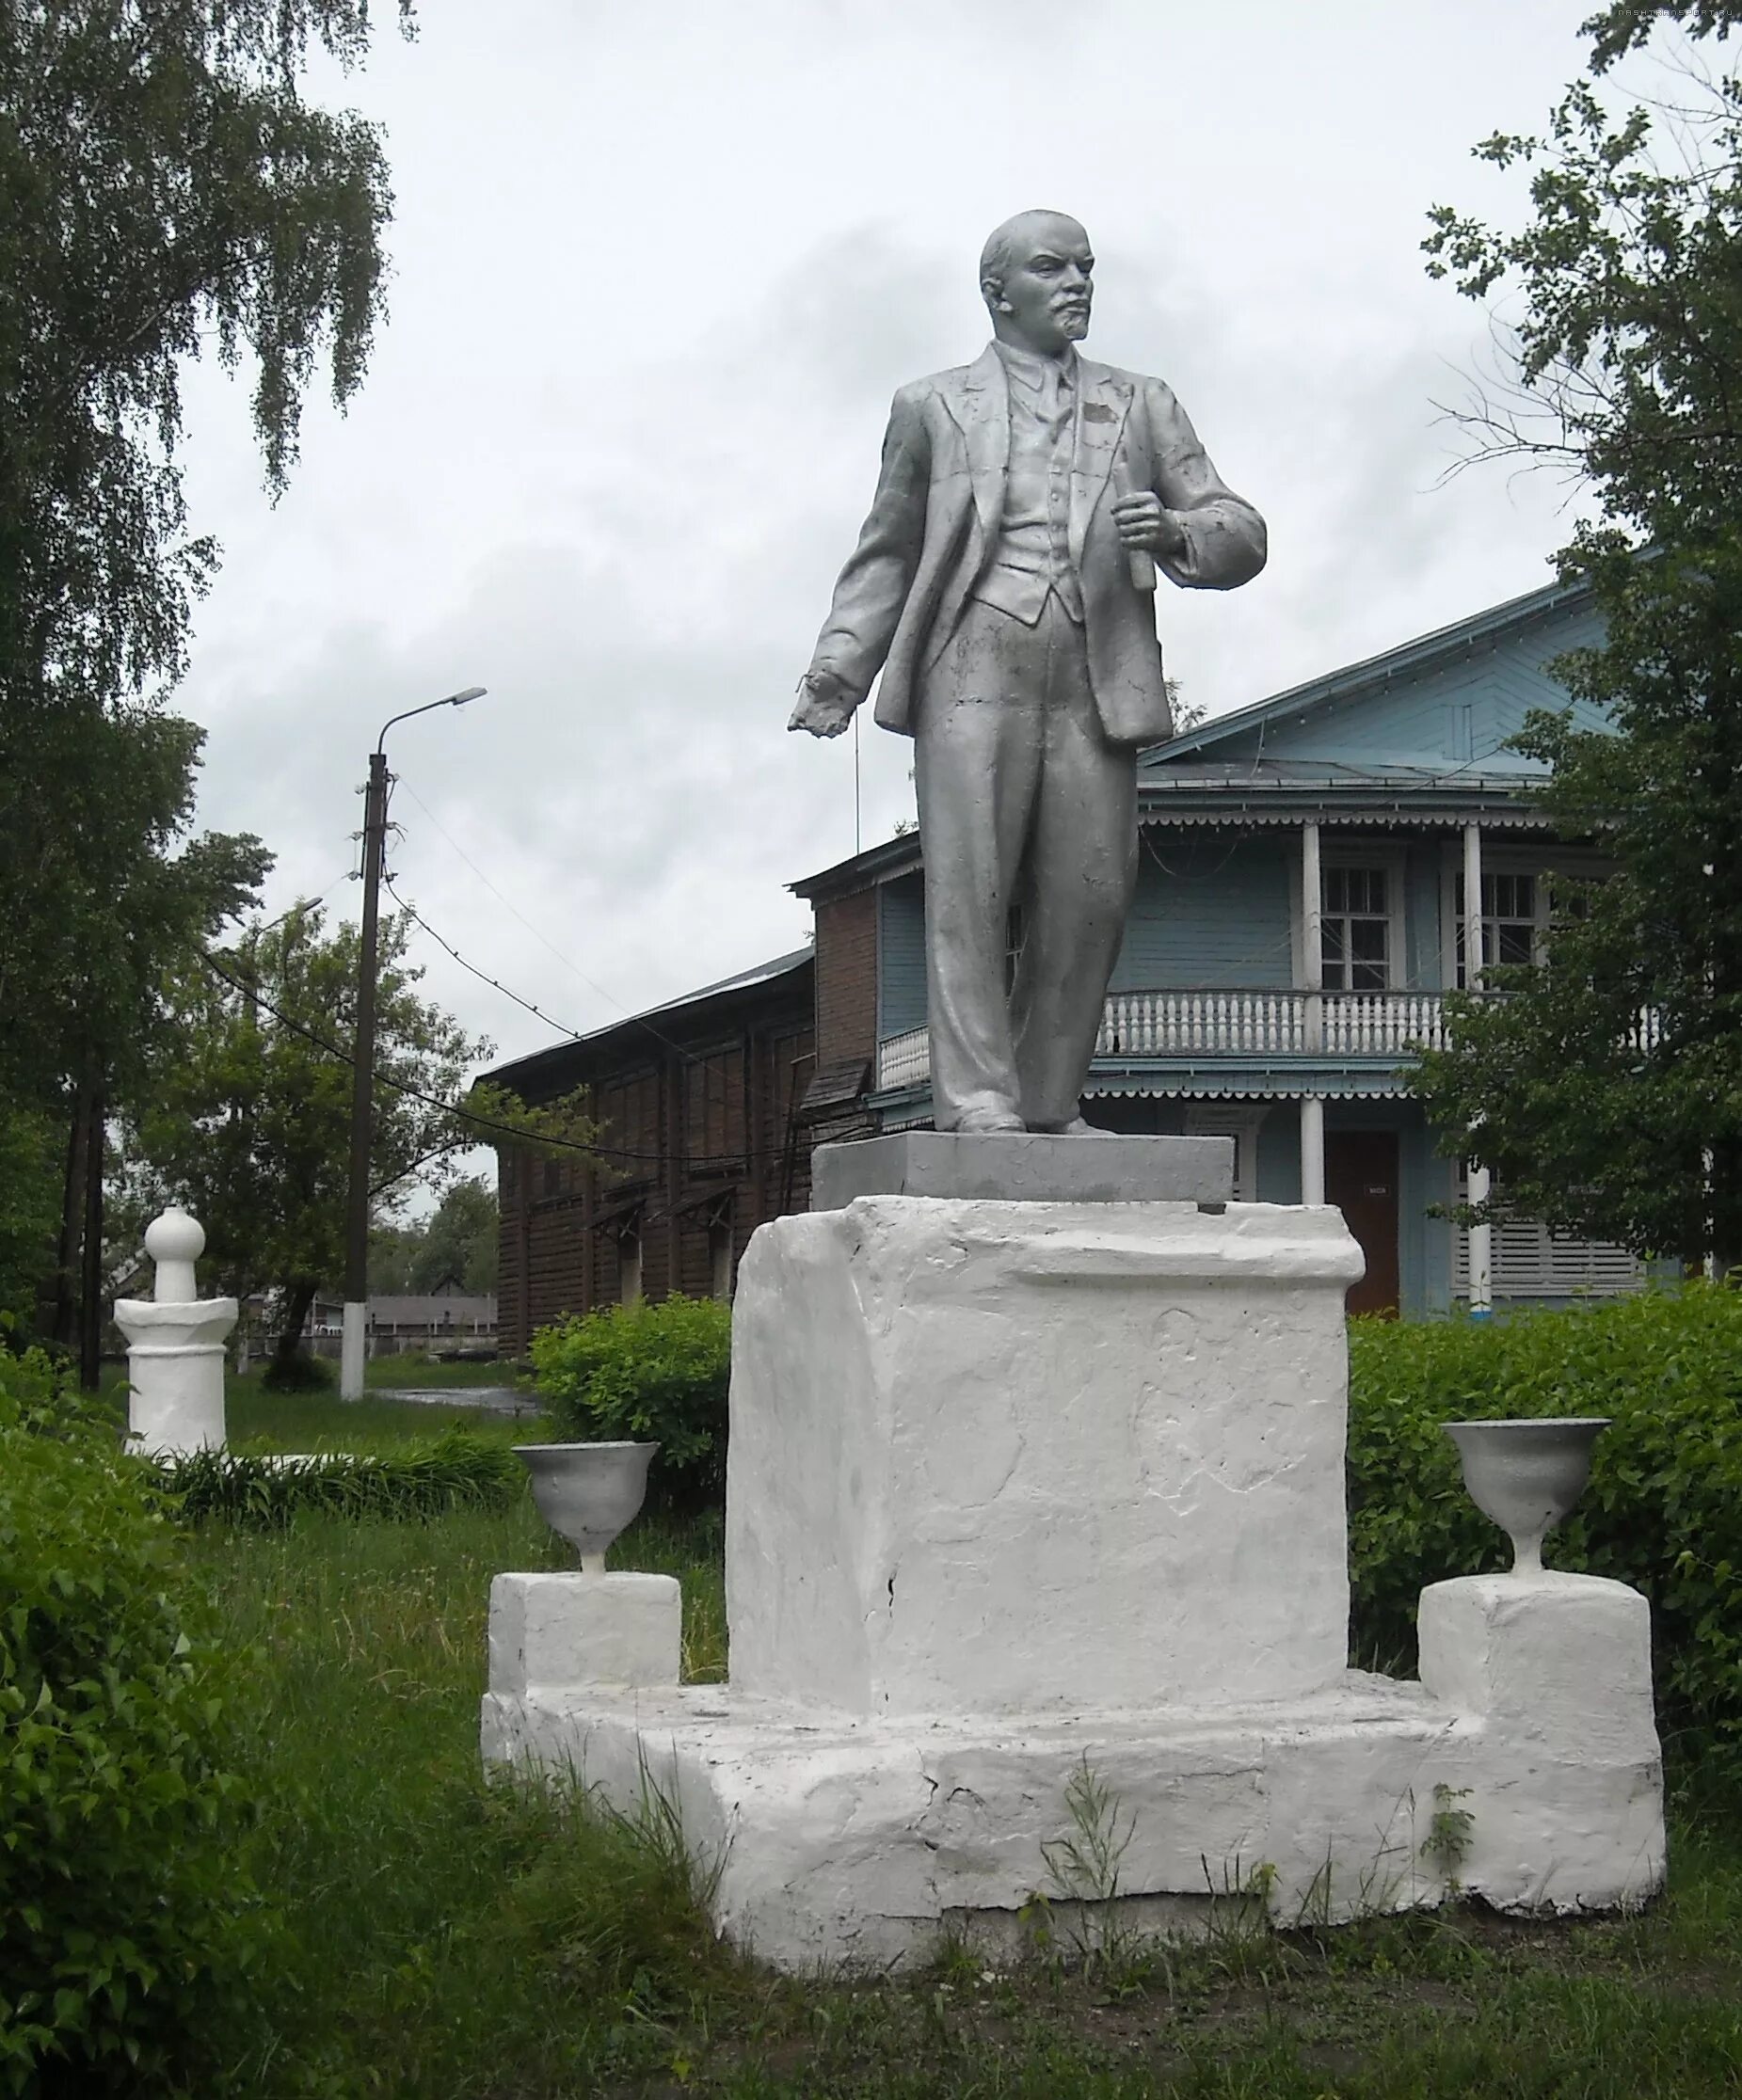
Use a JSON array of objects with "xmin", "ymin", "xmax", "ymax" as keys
[{"xmin": 994, "ymin": 217, "xmax": 1094, "ymax": 355}]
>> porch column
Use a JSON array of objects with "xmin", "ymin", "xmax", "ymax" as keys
[
  {"xmin": 1300, "ymin": 822, "xmax": 1326, "ymax": 1203},
  {"xmin": 1301, "ymin": 819, "xmax": 1323, "ymax": 1050},
  {"xmin": 1301, "ymin": 1095, "xmax": 1325, "ymax": 1205},
  {"xmin": 1462, "ymin": 821, "xmax": 1493, "ymax": 1317}
]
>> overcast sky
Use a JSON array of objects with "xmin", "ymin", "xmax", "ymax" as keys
[{"xmin": 178, "ymin": 0, "xmax": 1611, "ymax": 1092}]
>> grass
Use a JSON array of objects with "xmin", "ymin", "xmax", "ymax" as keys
[
  {"xmin": 361, "ymin": 1353, "xmax": 525, "ymax": 1390},
  {"xmin": 180, "ymin": 1467, "xmax": 1742, "ymax": 2099},
  {"xmin": 223, "ymin": 1385, "xmax": 542, "ymax": 1453},
  {"xmin": 98, "ymin": 1352, "xmax": 544, "ymax": 1454}
]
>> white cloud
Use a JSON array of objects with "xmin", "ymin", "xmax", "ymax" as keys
[{"xmin": 177, "ymin": 0, "xmax": 1602, "ymax": 1074}]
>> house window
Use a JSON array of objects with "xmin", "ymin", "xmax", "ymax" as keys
[
  {"xmin": 1450, "ymin": 1164, "xmax": 1644, "ymax": 1297},
  {"xmin": 1321, "ymin": 867, "xmax": 1391, "ymax": 991},
  {"xmin": 1455, "ymin": 871, "xmax": 1542, "ymax": 986},
  {"xmin": 709, "ymin": 1214, "xmax": 734, "ymax": 1300}
]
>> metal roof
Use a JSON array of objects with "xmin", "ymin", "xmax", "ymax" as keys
[
  {"xmin": 1140, "ymin": 574, "xmax": 1590, "ymax": 769},
  {"xmin": 479, "ymin": 944, "xmax": 813, "ymax": 1098},
  {"xmin": 794, "ymin": 579, "xmax": 1586, "ymax": 897}
]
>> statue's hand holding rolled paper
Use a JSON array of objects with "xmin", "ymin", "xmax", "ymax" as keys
[{"xmin": 1111, "ymin": 476, "xmax": 1186, "ymax": 592}]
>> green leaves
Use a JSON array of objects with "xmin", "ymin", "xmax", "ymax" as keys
[
  {"xmin": 1419, "ymin": 15, "xmax": 1742, "ymax": 1268},
  {"xmin": 0, "ymin": 1, "xmax": 411, "ymax": 714},
  {"xmin": 120, "ymin": 899, "xmax": 488, "ymax": 1336},
  {"xmin": 0, "ymin": 1347, "xmax": 266, "ymax": 2092},
  {"xmin": 530, "ymin": 1295, "xmax": 733, "ymax": 1499},
  {"xmin": 154, "ymin": 1434, "xmax": 523, "ymax": 1529},
  {"xmin": 1348, "ymin": 1287, "xmax": 1742, "ymax": 1758}
]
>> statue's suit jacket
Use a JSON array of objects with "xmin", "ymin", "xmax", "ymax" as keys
[{"xmin": 807, "ymin": 344, "xmax": 1267, "ymax": 747}]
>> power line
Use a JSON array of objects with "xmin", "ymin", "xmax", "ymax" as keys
[
  {"xmin": 388, "ymin": 770, "xmax": 733, "ymax": 1074},
  {"xmin": 378, "ymin": 867, "xmax": 742, "ymax": 1133},
  {"xmin": 197, "ymin": 947, "xmax": 804, "ymax": 1177},
  {"xmin": 382, "ymin": 870, "xmax": 583, "ymax": 1040},
  {"xmin": 391, "ymin": 772, "xmax": 628, "ymax": 1006}
]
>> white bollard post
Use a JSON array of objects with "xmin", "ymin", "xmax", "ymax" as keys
[{"xmin": 112, "ymin": 1208, "xmax": 238, "ymax": 1457}]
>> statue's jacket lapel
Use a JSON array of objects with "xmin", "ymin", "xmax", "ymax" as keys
[{"xmin": 950, "ymin": 343, "xmax": 1009, "ymax": 552}]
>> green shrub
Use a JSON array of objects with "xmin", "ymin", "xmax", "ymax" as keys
[
  {"xmin": 1348, "ymin": 1284, "xmax": 1742, "ymax": 1753},
  {"xmin": 0, "ymin": 1349, "xmax": 265, "ymax": 2093},
  {"xmin": 261, "ymin": 1348, "xmax": 334, "ymax": 1393},
  {"xmin": 158, "ymin": 1429, "xmax": 523, "ymax": 1529},
  {"xmin": 529, "ymin": 1295, "xmax": 731, "ymax": 1497}
]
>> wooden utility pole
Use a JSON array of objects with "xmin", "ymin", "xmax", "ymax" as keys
[
  {"xmin": 341, "ymin": 748, "xmax": 388, "ymax": 1398},
  {"xmin": 341, "ymin": 686, "xmax": 487, "ymax": 1397}
]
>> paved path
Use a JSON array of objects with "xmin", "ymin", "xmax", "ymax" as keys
[{"xmin": 372, "ymin": 1384, "xmax": 543, "ymax": 1418}]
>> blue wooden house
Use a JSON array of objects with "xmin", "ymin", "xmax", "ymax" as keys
[{"xmin": 798, "ymin": 576, "xmax": 1646, "ymax": 1317}]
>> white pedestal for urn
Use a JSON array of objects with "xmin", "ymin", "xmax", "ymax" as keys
[
  {"xmin": 483, "ymin": 1155, "xmax": 1665, "ymax": 1971},
  {"xmin": 113, "ymin": 1208, "xmax": 237, "ymax": 1458}
]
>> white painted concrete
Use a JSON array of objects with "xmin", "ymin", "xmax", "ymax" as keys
[
  {"xmin": 726, "ymin": 1199, "xmax": 1365, "ymax": 1719},
  {"xmin": 341, "ymin": 1300, "xmax": 366, "ymax": 1399},
  {"xmin": 485, "ymin": 1615, "xmax": 1663, "ymax": 1970},
  {"xmin": 1416, "ymin": 1571, "xmax": 1663, "ymax": 1911},
  {"xmin": 113, "ymin": 1208, "xmax": 236, "ymax": 1457},
  {"xmin": 482, "ymin": 1189, "xmax": 1666, "ymax": 1971},
  {"xmin": 488, "ymin": 1572, "xmax": 681, "ymax": 1697}
]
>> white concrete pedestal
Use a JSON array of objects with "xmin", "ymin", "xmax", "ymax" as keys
[
  {"xmin": 727, "ymin": 1199, "xmax": 1360, "ymax": 1715},
  {"xmin": 483, "ymin": 1193, "xmax": 1664, "ymax": 1969},
  {"xmin": 488, "ymin": 1572, "xmax": 681, "ymax": 1695},
  {"xmin": 113, "ymin": 1208, "xmax": 236, "ymax": 1458}
]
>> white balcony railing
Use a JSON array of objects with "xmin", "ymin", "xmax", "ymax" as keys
[
  {"xmin": 873, "ymin": 988, "xmax": 1447, "ymax": 1092},
  {"xmin": 1100, "ymin": 988, "xmax": 1448, "ymax": 1058}
]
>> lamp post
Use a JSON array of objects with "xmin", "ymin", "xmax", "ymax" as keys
[{"xmin": 341, "ymin": 686, "xmax": 487, "ymax": 1400}]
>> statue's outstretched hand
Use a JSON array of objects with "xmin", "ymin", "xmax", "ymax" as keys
[{"xmin": 789, "ymin": 671, "xmax": 860, "ymax": 739}]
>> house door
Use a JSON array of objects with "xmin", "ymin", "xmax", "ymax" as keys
[{"xmin": 1324, "ymin": 1130, "xmax": 1400, "ymax": 1316}]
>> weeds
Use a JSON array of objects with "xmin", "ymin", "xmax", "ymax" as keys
[{"xmin": 1422, "ymin": 1784, "xmax": 1477, "ymax": 1889}]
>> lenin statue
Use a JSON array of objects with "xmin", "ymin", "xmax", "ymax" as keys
[{"xmin": 791, "ymin": 211, "xmax": 1266, "ymax": 1134}]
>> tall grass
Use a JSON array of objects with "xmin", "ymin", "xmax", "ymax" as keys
[
  {"xmin": 160, "ymin": 1298, "xmax": 1742, "ymax": 2097},
  {"xmin": 195, "ymin": 1498, "xmax": 745, "ymax": 2095},
  {"xmin": 184, "ymin": 1483, "xmax": 1742, "ymax": 2099}
]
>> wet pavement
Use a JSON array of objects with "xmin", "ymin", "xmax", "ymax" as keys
[{"xmin": 373, "ymin": 1385, "xmax": 544, "ymax": 1418}]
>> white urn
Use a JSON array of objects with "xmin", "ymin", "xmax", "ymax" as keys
[
  {"xmin": 1442, "ymin": 1417, "xmax": 1609, "ymax": 1575},
  {"xmin": 514, "ymin": 1441, "xmax": 659, "ymax": 1574}
]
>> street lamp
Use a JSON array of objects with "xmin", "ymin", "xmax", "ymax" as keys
[{"xmin": 341, "ymin": 685, "xmax": 488, "ymax": 1400}]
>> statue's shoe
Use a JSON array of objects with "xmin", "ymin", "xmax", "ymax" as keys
[{"xmin": 953, "ymin": 1107, "xmax": 1026, "ymax": 1134}]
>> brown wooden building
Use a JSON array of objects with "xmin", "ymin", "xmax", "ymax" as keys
[{"xmin": 489, "ymin": 947, "xmax": 816, "ymax": 1359}]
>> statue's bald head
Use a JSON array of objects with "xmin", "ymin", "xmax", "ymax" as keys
[
  {"xmin": 980, "ymin": 211, "xmax": 1087, "ymax": 294},
  {"xmin": 979, "ymin": 210, "xmax": 1095, "ymax": 356}
]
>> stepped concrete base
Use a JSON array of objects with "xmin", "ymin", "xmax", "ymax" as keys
[
  {"xmin": 481, "ymin": 1190, "xmax": 1665, "ymax": 1971},
  {"xmin": 809, "ymin": 1131, "xmax": 1234, "ymax": 1210},
  {"xmin": 482, "ymin": 1612, "xmax": 1664, "ymax": 1970}
]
